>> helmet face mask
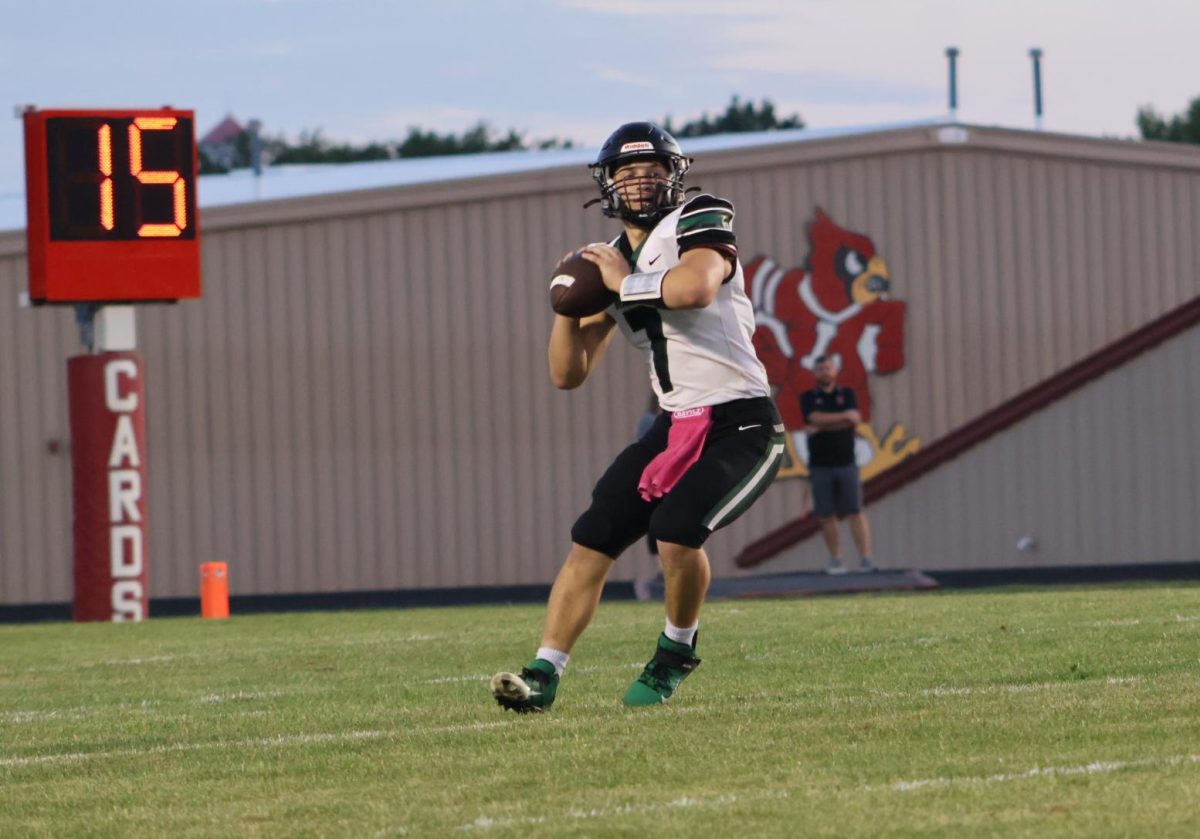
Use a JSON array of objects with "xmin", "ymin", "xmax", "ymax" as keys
[{"xmin": 588, "ymin": 122, "xmax": 692, "ymax": 228}]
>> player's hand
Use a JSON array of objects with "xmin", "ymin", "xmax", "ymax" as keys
[{"xmin": 580, "ymin": 243, "xmax": 629, "ymax": 293}]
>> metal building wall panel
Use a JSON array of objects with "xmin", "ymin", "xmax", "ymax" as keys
[
  {"xmin": 0, "ymin": 255, "xmax": 76, "ymax": 604},
  {"xmin": 761, "ymin": 324, "xmax": 1200, "ymax": 573}
]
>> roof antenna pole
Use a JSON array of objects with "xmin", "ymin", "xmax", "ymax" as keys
[
  {"xmin": 248, "ymin": 119, "xmax": 263, "ymax": 200},
  {"xmin": 1029, "ymin": 48, "xmax": 1044, "ymax": 130},
  {"xmin": 945, "ymin": 47, "xmax": 960, "ymax": 123}
]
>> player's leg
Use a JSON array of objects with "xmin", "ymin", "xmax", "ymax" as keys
[
  {"xmin": 541, "ymin": 543, "xmax": 616, "ymax": 652},
  {"xmin": 620, "ymin": 539, "xmax": 711, "ymax": 707},
  {"xmin": 658, "ymin": 541, "xmax": 710, "ymax": 630},
  {"xmin": 491, "ymin": 542, "xmax": 613, "ymax": 714},
  {"xmin": 625, "ymin": 400, "xmax": 785, "ymax": 706},
  {"xmin": 492, "ymin": 418, "xmax": 668, "ymax": 713}
]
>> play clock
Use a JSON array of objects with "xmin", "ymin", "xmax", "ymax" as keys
[{"xmin": 23, "ymin": 107, "xmax": 201, "ymax": 302}]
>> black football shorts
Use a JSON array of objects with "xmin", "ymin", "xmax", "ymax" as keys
[{"xmin": 571, "ymin": 397, "xmax": 786, "ymax": 556}]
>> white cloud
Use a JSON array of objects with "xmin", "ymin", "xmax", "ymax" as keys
[
  {"xmin": 776, "ymin": 101, "xmax": 942, "ymax": 131},
  {"xmin": 588, "ymin": 65, "xmax": 667, "ymax": 92}
]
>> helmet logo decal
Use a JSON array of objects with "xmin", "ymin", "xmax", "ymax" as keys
[{"xmin": 619, "ymin": 141, "xmax": 655, "ymax": 153}]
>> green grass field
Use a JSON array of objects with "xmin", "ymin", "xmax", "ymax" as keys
[{"xmin": 2, "ymin": 583, "xmax": 1199, "ymax": 838}]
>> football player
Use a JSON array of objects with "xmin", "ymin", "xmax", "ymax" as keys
[{"xmin": 492, "ymin": 122, "xmax": 785, "ymax": 712}]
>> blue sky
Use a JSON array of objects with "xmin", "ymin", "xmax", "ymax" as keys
[{"xmin": 2, "ymin": 0, "xmax": 1199, "ymax": 194}]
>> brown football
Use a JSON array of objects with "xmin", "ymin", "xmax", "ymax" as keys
[{"xmin": 549, "ymin": 252, "xmax": 616, "ymax": 317}]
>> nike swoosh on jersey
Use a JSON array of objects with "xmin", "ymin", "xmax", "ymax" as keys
[
  {"xmin": 738, "ymin": 424, "xmax": 761, "ymax": 431},
  {"xmin": 648, "ymin": 254, "xmax": 662, "ymax": 265}
]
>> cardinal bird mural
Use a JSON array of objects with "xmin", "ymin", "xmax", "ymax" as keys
[{"xmin": 748, "ymin": 208, "xmax": 919, "ymax": 480}]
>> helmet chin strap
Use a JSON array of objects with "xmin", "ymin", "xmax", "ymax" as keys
[
  {"xmin": 618, "ymin": 179, "xmax": 685, "ymax": 226},
  {"xmin": 623, "ymin": 215, "xmax": 657, "ymax": 230}
]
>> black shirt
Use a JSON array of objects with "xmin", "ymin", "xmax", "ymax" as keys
[{"xmin": 801, "ymin": 386, "xmax": 858, "ymax": 468}]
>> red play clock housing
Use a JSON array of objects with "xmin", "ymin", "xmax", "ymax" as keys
[{"xmin": 23, "ymin": 107, "xmax": 201, "ymax": 302}]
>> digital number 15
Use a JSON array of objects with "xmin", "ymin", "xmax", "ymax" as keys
[{"xmin": 97, "ymin": 116, "xmax": 188, "ymax": 238}]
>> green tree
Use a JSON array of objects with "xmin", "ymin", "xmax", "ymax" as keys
[
  {"xmin": 663, "ymin": 96, "xmax": 804, "ymax": 138},
  {"xmin": 271, "ymin": 129, "xmax": 391, "ymax": 165},
  {"xmin": 198, "ymin": 147, "xmax": 228, "ymax": 175},
  {"xmin": 200, "ymin": 95, "xmax": 800, "ymax": 174},
  {"xmin": 1137, "ymin": 96, "xmax": 1200, "ymax": 145}
]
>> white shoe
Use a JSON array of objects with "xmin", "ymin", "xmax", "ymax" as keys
[{"xmin": 824, "ymin": 559, "xmax": 848, "ymax": 575}]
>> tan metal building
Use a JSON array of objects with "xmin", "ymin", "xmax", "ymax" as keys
[{"xmin": 1, "ymin": 121, "xmax": 1198, "ymax": 607}]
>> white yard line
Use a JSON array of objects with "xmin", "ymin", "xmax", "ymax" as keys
[
  {"xmin": 429, "ymin": 721, "xmax": 521, "ymax": 734},
  {"xmin": 458, "ymin": 790, "xmax": 789, "ymax": 832},
  {"xmin": 102, "ymin": 655, "xmax": 178, "ymax": 666},
  {"xmin": 4, "ymin": 688, "xmax": 321, "ymax": 724},
  {"xmin": 1088, "ymin": 615, "xmax": 1200, "ymax": 628},
  {"xmin": 0, "ymin": 667, "xmax": 1147, "ymax": 730},
  {"xmin": 424, "ymin": 673, "xmax": 492, "ymax": 684},
  {"xmin": 0, "ymin": 704, "xmax": 714, "ymax": 770},
  {"xmin": 0, "ymin": 729, "xmax": 390, "ymax": 768},
  {"xmin": 10, "ymin": 613, "xmax": 1194, "ymax": 678},
  {"xmin": 197, "ymin": 690, "xmax": 285, "ymax": 704},
  {"xmin": 0, "ymin": 718, "xmax": 561, "ymax": 768},
  {"xmin": 2, "ymin": 699, "xmax": 161, "ymax": 724},
  {"xmin": 810, "ymin": 613, "xmax": 1200, "ymax": 655},
  {"xmin": 923, "ymin": 676, "xmax": 1140, "ymax": 697},
  {"xmin": 890, "ymin": 754, "xmax": 1200, "ymax": 792},
  {"xmin": 1, "ymin": 709, "xmax": 70, "ymax": 724},
  {"xmin": 3, "ymin": 633, "xmax": 448, "ymax": 677},
  {"xmin": 5, "ymin": 653, "xmax": 202, "ymax": 675}
]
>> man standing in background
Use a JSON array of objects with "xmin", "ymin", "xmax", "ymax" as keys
[{"xmin": 801, "ymin": 355, "xmax": 875, "ymax": 574}]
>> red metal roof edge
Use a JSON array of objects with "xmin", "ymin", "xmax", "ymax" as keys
[{"xmin": 735, "ymin": 294, "xmax": 1200, "ymax": 568}]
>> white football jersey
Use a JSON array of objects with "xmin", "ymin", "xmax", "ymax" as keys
[{"xmin": 607, "ymin": 194, "xmax": 770, "ymax": 412}]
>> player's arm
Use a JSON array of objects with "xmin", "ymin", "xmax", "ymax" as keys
[
  {"xmin": 657, "ymin": 193, "xmax": 737, "ymax": 308},
  {"xmin": 583, "ymin": 194, "xmax": 737, "ymax": 310},
  {"xmin": 548, "ymin": 311, "xmax": 616, "ymax": 390},
  {"xmin": 661, "ymin": 247, "xmax": 727, "ymax": 309},
  {"xmin": 582, "ymin": 243, "xmax": 728, "ymax": 310}
]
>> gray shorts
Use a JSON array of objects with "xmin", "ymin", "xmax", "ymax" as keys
[{"xmin": 809, "ymin": 464, "xmax": 862, "ymax": 518}]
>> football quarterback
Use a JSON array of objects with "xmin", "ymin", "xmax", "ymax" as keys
[{"xmin": 492, "ymin": 122, "xmax": 785, "ymax": 713}]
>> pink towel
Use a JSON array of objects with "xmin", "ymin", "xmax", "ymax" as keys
[{"xmin": 638, "ymin": 406, "xmax": 713, "ymax": 501}]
